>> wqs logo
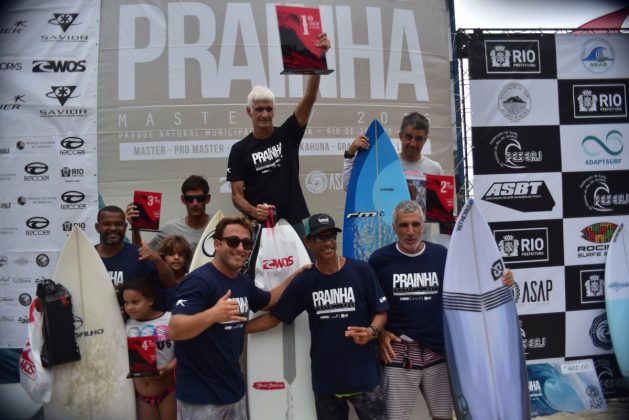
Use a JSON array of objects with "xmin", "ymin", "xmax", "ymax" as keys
[
  {"xmin": 581, "ymin": 38, "xmax": 615, "ymax": 73},
  {"xmin": 582, "ymin": 130, "xmax": 623, "ymax": 167}
]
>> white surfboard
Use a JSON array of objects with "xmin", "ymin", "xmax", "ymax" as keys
[
  {"xmin": 44, "ymin": 228, "xmax": 135, "ymax": 420},
  {"xmin": 247, "ymin": 219, "xmax": 315, "ymax": 420},
  {"xmin": 189, "ymin": 210, "xmax": 224, "ymax": 271},
  {"xmin": 443, "ymin": 199, "xmax": 529, "ymax": 419},
  {"xmin": 604, "ymin": 223, "xmax": 629, "ymax": 386}
]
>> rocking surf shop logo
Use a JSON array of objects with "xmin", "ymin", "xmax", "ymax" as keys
[{"xmin": 581, "ymin": 38, "xmax": 615, "ymax": 74}]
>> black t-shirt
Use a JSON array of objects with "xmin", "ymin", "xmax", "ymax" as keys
[{"xmin": 227, "ymin": 114, "xmax": 309, "ymax": 224}]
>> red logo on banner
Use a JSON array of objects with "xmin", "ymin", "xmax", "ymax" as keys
[{"xmin": 253, "ymin": 381, "xmax": 286, "ymax": 390}]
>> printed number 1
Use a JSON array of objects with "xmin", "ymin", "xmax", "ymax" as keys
[{"xmin": 300, "ymin": 15, "xmax": 309, "ymax": 35}]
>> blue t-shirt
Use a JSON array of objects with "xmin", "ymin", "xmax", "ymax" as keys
[
  {"xmin": 368, "ymin": 241, "xmax": 447, "ymax": 353},
  {"xmin": 172, "ymin": 263, "xmax": 270, "ymax": 405},
  {"xmin": 271, "ymin": 259, "xmax": 389, "ymax": 395}
]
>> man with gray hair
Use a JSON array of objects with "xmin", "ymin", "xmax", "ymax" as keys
[
  {"xmin": 227, "ymin": 33, "xmax": 330, "ymax": 237},
  {"xmin": 368, "ymin": 200, "xmax": 512, "ymax": 420}
]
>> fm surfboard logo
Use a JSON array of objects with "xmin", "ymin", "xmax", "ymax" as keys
[
  {"xmin": 490, "ymin": 260, "xmax": 504, "ymax": 281},
  {"xmin": 201, "ymin": 229, "xmax": 216, "ymax": 258},
  {"xmin": 482, "ymin": 181, "xmax": 555, "ymax": 212}
]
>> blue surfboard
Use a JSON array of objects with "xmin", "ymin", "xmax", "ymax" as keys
[
  {"xmin": 343, "ymin": 119, "xmax": 409, "ymax": 261},
  {"xmin": 443, "ymin": 199, "xmax": 529, "ymax": 420}
]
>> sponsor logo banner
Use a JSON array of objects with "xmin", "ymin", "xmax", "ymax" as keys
[
  {"xmin": 556, "ymin": 34, "xmax": 629, "ymax": 79},
  {"xmin": 490, "ymin": 219, "xmax": 564, "ymax": 268},
  {"xmin": 558, "ymin": 79, "xmax": 629, "ymax": 125},
  {"xmin": 477, "ymin": 173, "xmax": 563, "ymax": 221},
  {"xmin": 468, "ymin": 34, "xmax": 557, "ymax": 79},
  {"xmin": 472, "ymin": 126, "xmax": 561, "ymax": 174},
  {"xmin": 519, "ymin": 313, "xmax": 565, "ymax": 360},
  {"xmin": 560, "ymin": 124, "xmax": 627, "ymax": 172},
  {"xmin": 562, "ymin": 171, "xmax": 629, "ymax": 218},
  {"xmin": 562, "ymin": 216, "xmax": 627, "ymax": 266},
  {"xmin": 565, "ymin": 264, "xmax": 606, "ymax": 311},
  {"xmin": 565, "ymin": 309, "xmax": 613, "ymax": 358},
  {"xmin": 470, "ymin": 79, "xmax": 559, "ymax": 127},
  {"xmin": 511, "ymin": 266, "xmax": 565, "ymax": 315}
]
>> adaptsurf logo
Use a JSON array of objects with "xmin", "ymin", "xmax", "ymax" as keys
[{"xmin": 581, "ymin": 130, "xmax": 623, "ymax": 166}]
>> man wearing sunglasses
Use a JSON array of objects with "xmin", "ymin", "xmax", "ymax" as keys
[
  {"xmin": 169, "ymin": 215, "xmax": 306, "ymax": 420},
  {"xmin": 247, "ymin": 213, "xmax": 389, "ymax": 420},
  {"xmin": 227, "ymin": 33, "xmax": 330, "ymax": 238},
  {"xmin": 127, "ymin": 175, "xmax": 212, "ymax": 255}
]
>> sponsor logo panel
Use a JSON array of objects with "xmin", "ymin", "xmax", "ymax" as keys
[
  {"xmin": 556, "ymin": 34, "xmax": 629, "ymax": 79},
  {"xmin": 558, "ymin": 79, "xmax": 629, "ymax": 125},
  {"xmin": 563, "ymin": 217, "xmax": 627, "ymax": 266},
  {"xmin": 562, "ymin": 171, "xmax": 629, "ymax": 218},
  {"xmin": 518, "ymin": 313, "xmax": 565, "ymax": 360},
  {"xmin": 472, "ymin": 126, "xmax": 561, "ymax": 174},
  {"xmin": 560, "ymin": 124, "xmax": 627, "ymax": 172},
  {"xmin": 565, "ymin": 264, "xmax": 606, "ymax": 311},
  {"xmin": 490, "ymin": 219, "xmax": 564, "ymax": 268},
  {"xmin": 0, "ymin": 93, "xmax": 25, "ymax": 111},
  {"xmin": 476, "ymin": 173, "xmax": 563, "ymax": 222},
  {"xmin": 469, "ymin": 79, "xmax": 559, "ymax": 127},
  {"xmin": 511, "ymin": 266, "xmax": 565, "ymax": 315},
  {"xmin": 565, "ymin": 309, "xmax": 613, "ymax": 358},
  {"xmin": 468, "ymin": 35, "xmax": 557, "ymax": 79}
]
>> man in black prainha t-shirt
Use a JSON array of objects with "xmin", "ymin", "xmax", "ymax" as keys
[{"xmin": 227, "ymin": 33, "xmax": 330, "ymax": 236}]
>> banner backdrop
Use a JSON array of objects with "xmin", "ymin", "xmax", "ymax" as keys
[
  {"xmin": 0, "ymin": 0, "xmax": 454, "ymax": 348},
  {"xmin": 0, "ymin": 0, "xmax": 101, "ymax": 348},
  {"xmin": 468, "ymin": 32, "xmax": 629, "ymax": 399}
]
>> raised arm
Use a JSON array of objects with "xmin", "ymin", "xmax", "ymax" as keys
[{"xmin": 294, "ymin": 32, "xmax": 330, "ymax": 128}]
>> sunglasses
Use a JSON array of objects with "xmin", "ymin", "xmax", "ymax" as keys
[
  {"xmin": 183, "ymin": 194, "xmax": 208, "ymax": 203},
  {"xmin": 220, "ymin": 236, "xmax": 254, "ymax": 251},
  {"xmin": 311, "ymin": 232, "xmax": 338, "ymax": 243}
]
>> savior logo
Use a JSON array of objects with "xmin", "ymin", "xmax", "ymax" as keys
[
  {"xmin": 482, "ymin": 181, "xmax": 555, "ymax": 212},
  {"xmin": 48, "ymin": 13, "xmax": 80, "ymax": 32},
  {"xmin": 46, "ymin": 85, "xmax": 78, "ymax": 106}
]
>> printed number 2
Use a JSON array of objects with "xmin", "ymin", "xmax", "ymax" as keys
[{"xmin": 440, "ymin": 181, "xmax": 447, "ymax": 193}]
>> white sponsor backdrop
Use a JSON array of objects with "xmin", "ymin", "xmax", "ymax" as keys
[
  {"xmin": 468, "ymin": 32, "xmax": 629, "ymax": 391},
  {"xmin": 0, "ymin": 0, "xmax": 100, "ymax": 347},
  {"xmin": 0, "ymin": 0, "xmax": 455, "ymax": 349}
]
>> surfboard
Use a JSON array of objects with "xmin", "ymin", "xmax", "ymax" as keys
[
  {"xmin": 44, "ymin": 228, "xmax": 135, "ymax": 420},
  {"xmin": 343, "ymin": 119, "xmax": 410, "ymax": 261},
  {"xmin": 443, "ymin": 198, "xmax": 529, "ymax": 420},
  {"xmin": 189, "ymin": 210, "xmax": 224, "ymax": 271},
  {"xmin": 604, "ymin": 223, "xmax": 629, "ymax": 386},
  {"xmin": 247, "ymin": 219, "xmax": 315, "ymax": 420}
]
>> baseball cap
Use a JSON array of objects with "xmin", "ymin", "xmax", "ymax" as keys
[{"xmin": 303, "ymin": 213, "xmax": 342, "ymax": 237}]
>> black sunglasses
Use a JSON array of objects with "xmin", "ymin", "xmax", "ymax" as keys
[
  {"xmin": 219, "ymin": 236, "xmax": 254, "ymax": 251},
  {"xmin": 183, "ymin": 194, "xmax": 208, "ymax": 203}
]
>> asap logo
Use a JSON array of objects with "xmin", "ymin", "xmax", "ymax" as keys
[{"xmin": 262, "ymin": 256, "xmax": 294, "ymax": 270}]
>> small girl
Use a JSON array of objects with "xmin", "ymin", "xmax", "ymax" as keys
[
  {"xmin": 123, "ymin": 278, "xmax": 176, "ymax": 420},
  {"xmin": 158, "ymin": 236, "xmax": 192, "ymax": 310}
]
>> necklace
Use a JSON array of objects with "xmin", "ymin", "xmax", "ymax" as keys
[{"xmin": 315, "ymin": 256, "xmax": 341, "ymax": 274}]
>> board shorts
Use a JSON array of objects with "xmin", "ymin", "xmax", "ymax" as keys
[
  {"xmin": 176, "ymin": 396, "xmax": 247, "ymax": 420},
  {"xmin": 382, "ymin": 340, "xmax": 453, "ymax": 420},
  {"xmin": 314, "ymin": 385, "xmax": 386, "ymax": 420}
]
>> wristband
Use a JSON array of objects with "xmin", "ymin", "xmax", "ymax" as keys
[
  {"xmin": 368, "ymin": 325, "xmax": 379, "ymax": 340},
  {"xmin": 344, "ymin": 150, "xmax": 355, "ymax": 159}
]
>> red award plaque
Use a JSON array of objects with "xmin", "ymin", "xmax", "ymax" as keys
[
  {"xmin": 131, "ymin": 191, "xmax": 162, "ymax": 232},
  {"xmin": 127, "ymin": 335, "xmax": 158, "ymax": 378},
  {"xmin": 276, "ymin": 5, "xmax": 333, "ymax": 75},
  {"xmin": 425, "ymin": 175, "xmax": 456, "ymax": 224}
]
